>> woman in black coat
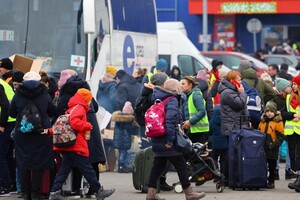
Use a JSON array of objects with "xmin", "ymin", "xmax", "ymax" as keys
[
  {"xmin": 56, "ymin": 75, "xmax": 106, "ymax": 196},
  {"xmin": 9, "ymin": 72, "xmax": 57, "ymax": 200}
]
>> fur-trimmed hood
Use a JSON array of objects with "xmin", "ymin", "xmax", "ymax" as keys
[{"xmin": 260, "ymin": 111, "xmax": 283, "ymax": 122}]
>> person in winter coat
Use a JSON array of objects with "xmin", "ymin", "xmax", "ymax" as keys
[
  {"xmin": 56, "ymin": 73, "xmax": 106, "ymax": 197},
  {"xmin": 48, "ymin": 88, "xmax": 115, "ymax": 200},
  {"xmin": 132, "ymin": 67, "xmax": 145, "ymax": 83},
  {"xmin": 209, "ymin": 59, "xmax": 223, "ymax": 106},
  {"xmin": 96, "ymin": 66, "xmax": 117, "ymax": 114},
  {"xmin": 258, "ymin": 101, "xmax": 284, "ymax": 189},
  {"xmin": 181, "ymin": 76, "xmax": 209, "ymax": 144},
  {"xmin": 209, "ymin": 105, "xmax": 228, "ymax": 180},
  {"xmin": 0, "ymin": 57, "xmax": 15, "ymax": 89},
  {"xmin": 170, "ymin": 65, "xmax": 181, "ymax": 81},
  {"xmin": 9, "ymin": 71, "xmax": 57, "ymax": 200},
  {"xmin": 273, "ymin": 78, "xmax": 295, "ymax": 180},
  {"xmin": 195, "ymin": 69, "xmax": 213, "ymax": 120},
  {"xmin": 239, "ymin": 60, "xmax": 276, "ymax": 105},
  {"xmin": 218, "ymin": 70, "xmax": 248, "ymax": 137},
  {"xmin": 136, "ymin": 72, "xmax": 173, "ymax": 191},
  {"xmin": 114, "ymin": 70, "xmax": 141, "ymax": 173},
  {"xmin": 281, "ymin": 75, "xmax": 300, "ymax": 192},
  {"xmin": 146, "ymin": 78, "xmax": 205, "ymax": 200},
  {"xmin": 218, "ymin": 70, "xmax": 248, "ymax": 183}
]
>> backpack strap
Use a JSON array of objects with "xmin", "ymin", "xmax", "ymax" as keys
[
  {"xmin": 254, "ymin": 78, "xmax": 259, "ymax": 88},
  {"xmin": 67, "ymin": 104, "xmax": 80, "ymax": 114}
]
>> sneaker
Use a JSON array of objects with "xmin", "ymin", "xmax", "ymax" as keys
[
  {"xmin": 0, "ymin": 188, "xmax": 10, "ymax": 197},
  {"xmin": 286, "ymin": 169, "xmax": 298, "ymax": 180},
  {"xmin": 96, "ymin": 187, "xmax": 115, "ymax": 200},
  {"xmin": 49, "ymin": 190, "xmax": 67, "ymax": 200},
  {"xmin": 63, "ymin": 190, "xmax": 81, "ymax": 199},
  {"xmin": 118, "ymin": 166, "xmax": 132, "ymax": 173}
]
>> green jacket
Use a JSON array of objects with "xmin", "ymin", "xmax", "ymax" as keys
[{"xmin": 240, "ymin": 67, "xmax": 276, "ymax": 105}]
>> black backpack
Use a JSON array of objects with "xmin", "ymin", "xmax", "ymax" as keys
[
  {"xmin": 134, "ymin": 95, "xmax": 151, "ymax": 127},
  {"xmin": 18, "ymin": 103, "xmax": 43, "ymax": 134}
]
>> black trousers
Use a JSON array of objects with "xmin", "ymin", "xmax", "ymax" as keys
[
  {"xmin": 148, "ymin": 155, "xmax": 190, "ymax": 190},
  {"xmin": 267, "ymin": 159, "xmax": 277, "ymax": 183},
  {"xmin": 20, "ymin": 170, "xmax": 43, "ymax": 197},
  {"xmin": 286, "ymin": 133, "xmax": 300, "ymax": 171}
]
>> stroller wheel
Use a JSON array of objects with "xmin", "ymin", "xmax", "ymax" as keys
[
  {"xmin": 216, "ymin": 182, "xmax": 225, "ymax": 193},
  {"xmin": 173, "ymin": 183, "xmax": 183, "ymax": 193}
]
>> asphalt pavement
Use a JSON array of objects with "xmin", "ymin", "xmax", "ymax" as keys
[{"xmin": 2, "ymin": 163, "xmax": 299, "ymax": 200}]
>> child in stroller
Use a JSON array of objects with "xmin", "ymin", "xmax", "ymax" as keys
[{"xmin": 173, "ymin": 142, "xmax": 225, "ymax": 193}]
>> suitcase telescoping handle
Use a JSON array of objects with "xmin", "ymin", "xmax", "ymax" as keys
[{"xmin": 240, "ymin": 115, "xmax": 252, "ymax": 130}]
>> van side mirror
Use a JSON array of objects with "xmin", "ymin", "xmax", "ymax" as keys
[{"xmin": 83, "ymin": 0, "xmax": 96, "ymax": 34}]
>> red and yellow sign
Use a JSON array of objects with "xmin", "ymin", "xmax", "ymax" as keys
[{"xmin": 189, "ymin": 0, "xmax": 300, "ymax": 14}]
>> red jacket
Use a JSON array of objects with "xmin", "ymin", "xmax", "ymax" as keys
[{"xmin": 53, "ymin": 93, "xmax": 92, "ymax": 157}]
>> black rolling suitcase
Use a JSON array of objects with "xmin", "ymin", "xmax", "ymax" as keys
[
  {"xmin": 228, "ymin": 128, "xmax": 267, "ymax": 189},
  {"xmin": 132, "ymin": 147, "xmax": 153, "ymax": 193}
]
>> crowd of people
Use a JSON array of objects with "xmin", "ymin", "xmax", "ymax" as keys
[{"xmin": 1, "ymin": 54, "xmax": 300, "ymax": 200}]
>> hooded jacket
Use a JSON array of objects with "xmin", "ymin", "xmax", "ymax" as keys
[
  {"xmin": 240, "ymin": 67, "xmax": 276, "ymax": 105},
  {"xmin": 9, "ymin": 81, "xmax": 56, "ymax": 170},
  {"xmin": 53, "ymin": 93, "xmax": 92, "ymax": 157}
]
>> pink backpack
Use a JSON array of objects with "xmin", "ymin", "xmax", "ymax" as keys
[{"xmin": 145, "ymin": 96, "xmax": 173, "ymax": 138}]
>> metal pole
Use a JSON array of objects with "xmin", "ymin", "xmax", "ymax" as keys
[
  {"xmin": 253, "ymin": 32, "xmax": 257, "ymax": 53},
  {"xmin": 203, "ymin": 0, "xmax": 208, "ymax": 51}
]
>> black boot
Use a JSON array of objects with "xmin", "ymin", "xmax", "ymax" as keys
[
  {"xmin": 158, "ymin": 176, "xmax": 173, "ymax": 191},
  {"xmin": 288, "ymin": 175, "xmax": 300, "ymax": 190}
]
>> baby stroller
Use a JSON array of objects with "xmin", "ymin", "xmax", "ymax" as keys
[{"xmin": 173, "ymin": 142, "xmax": 225, "ymax": 193}]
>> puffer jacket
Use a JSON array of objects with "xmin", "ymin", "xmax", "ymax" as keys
[
  {"xmin": 96, "ymin": 80, "xmax": 117, "ymax": 113},
  {"xmin": 218, "ymin": 78, "xmax": 248, "ymax": 136},
  {"xmin": 150, "ymin": 87, "xmax": 182, "ymax": 157},
  {"xmin": 258, "ymin": 112, "xmax": 284, "ymax": 159},
  {"xmin": 52, "ymin": 93, "xmax": 92, "ymax": 157}
]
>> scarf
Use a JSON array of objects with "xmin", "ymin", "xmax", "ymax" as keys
[{"xmin": 290, "ymin": 95, "xmax": 299, "ymax": 109}]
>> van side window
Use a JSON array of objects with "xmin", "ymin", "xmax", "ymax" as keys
[{"xmin": 178, "ymin": 55, "xmax": 194, "ymax": 76}]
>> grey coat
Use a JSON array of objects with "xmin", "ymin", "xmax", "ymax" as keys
[{"xmin": 218, "ymin": 78, "xmax": 248, "ymax": 136}]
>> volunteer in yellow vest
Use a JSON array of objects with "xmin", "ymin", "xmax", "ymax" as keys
[
  {"xmin": 0, "ymin": 58, "xmax": 14, "ymax": 89},
  {"xmin": 141, "ymin": 59, "xmax": 168, "ymax": 87},
  {"xmin": 0, "ymin": 78, "xmax": 16, "ymax": 196},
  {"xmin": 209, "ymin": 59, "xmax": 223, "ymax": 106},
  {"xmin": 181, "ymin": 76, "xmax": 209, "ymax": 144},
  {"xmin": 283, "ymin": 75, "xmax": 300, "ymax": 192}
]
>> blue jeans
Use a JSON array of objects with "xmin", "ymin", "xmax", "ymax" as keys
[
  {"xmin": 118, "ymin": 149, "xmax": 128, "ymax": 167},
  {"xmin": 51, "ymin": 152, "xmax": 100, "ymax": 192},
  {"xmin": 0, "ymin": 125, "xmax": 14, "ymax": 189}
]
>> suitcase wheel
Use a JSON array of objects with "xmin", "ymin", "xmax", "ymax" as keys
[
  {"xmin": 173, "ymin": 183, "xmax": 183, "ymax": 193},
  {"xmin": 216, "ymin": 182, "xmax": 225, "ymax": 193},
  {"xmin": 295, "ymin": 189, "xmax": 300, "ymax": 193}
]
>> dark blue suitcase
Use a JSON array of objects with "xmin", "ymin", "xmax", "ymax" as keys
[{"xmin": 228, "ymin": 128, "xmax": 267, "ymax": 189}]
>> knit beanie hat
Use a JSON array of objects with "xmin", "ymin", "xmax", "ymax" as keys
[
  {"xmin": 163, "ymin": 78, "xmax": 182, "ymax": 95},
  {"xmin": 122, "ymin": 101, "xmax": 134, "ymax": 114},
  {"xmin": 196, "ymin": 70, "xmax": 207, "ymax": 81},
  {"xmin": 156, "ymin": 58, "xmax": 168, "ymax": 71},
  {"xmin": 238, "ymin": 60, "xmax": 251, "ymax": 72},
  {"xmin": 276, "ymin": 78, "xmax": 291, "ymax": 92},
  {"xmin": 105, "ymin": 65, "xmax": 117, "ymax": 76},
  {"xmin": 211, "ymin": 59, "xmax": 223, "ymax": 71},
  {"xmin": 77, "ymin": 88, "xmax": 93, "ymax": 103},
  {"xmin": 12, "ymin": 71, "xmax": 24, "ymax": 83},
  {"xmin": 265, "ymin": 101, "xmax": 277, "ymax": 114},
  {"xmin": 0, "ymin": 58, "xmax": 13, "ymax": 70},
  {"xmin": 23, "ymin": 71, "xmax": 41, "ymax": 81},
  {"xmin": 151, "ymin": 72, "xmax": 168, "ymax": 86},
  {"xmin": 59, "ymin": 69, "xmax": 77, "ymax": 88},
  {"xmin": 292, "ymin": 75, "xmax": 300, "ymax": 86},
  {"xmin": 115, "ymin": 70, "xmax": 127, "ymax": 80}
]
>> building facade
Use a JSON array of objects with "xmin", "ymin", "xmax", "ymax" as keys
[{"xmin": 156, "ymin": 0, "xmax": 300, "ymax": 53}]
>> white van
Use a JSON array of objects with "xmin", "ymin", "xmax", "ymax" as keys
[{"xmin": 157, "ymin": 29, "xmax": 212, "ymax": 76}]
